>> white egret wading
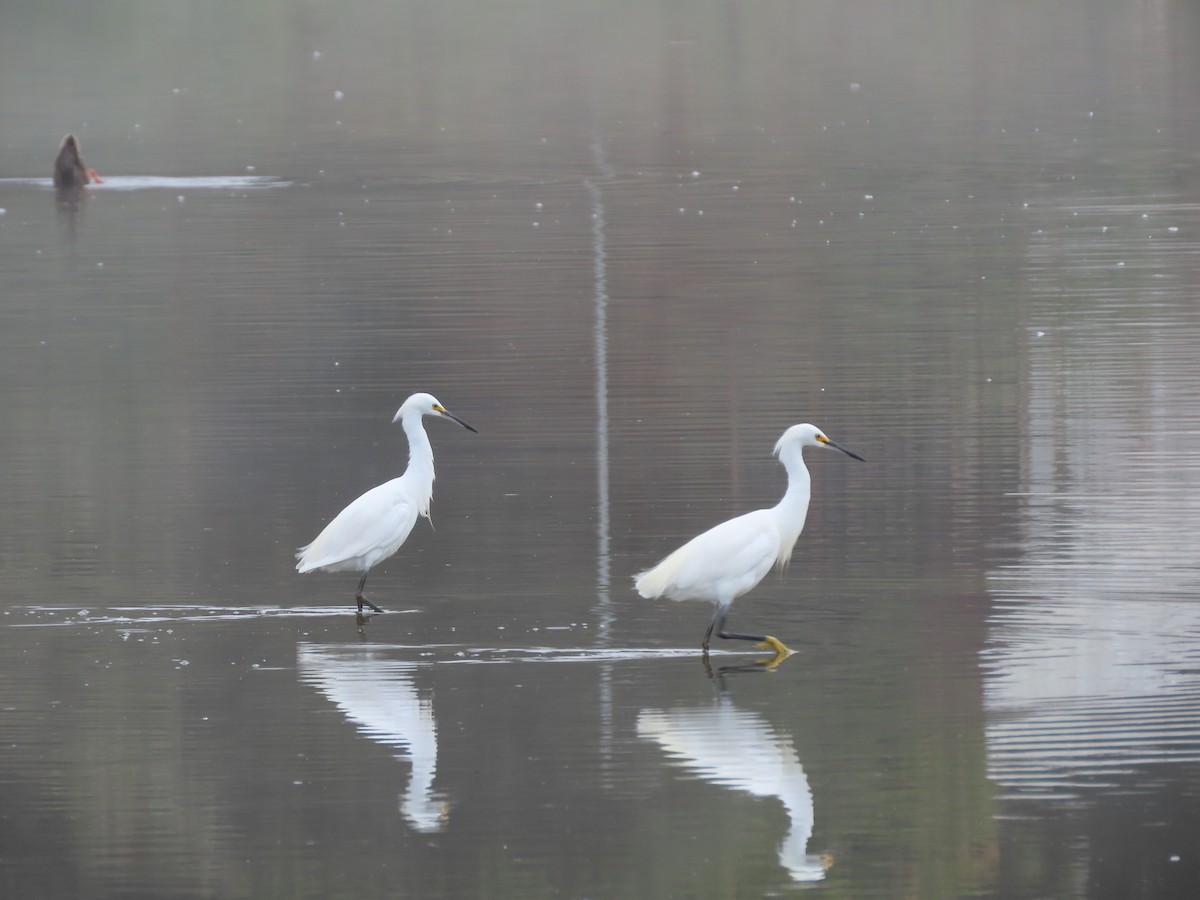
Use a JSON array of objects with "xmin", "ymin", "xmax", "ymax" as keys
[
  {"xmin": 634, "ymin": 424, "xmax": 862, "ymax": 657},
  {"xmin": 296, "ymin": 393, "xmax": 477, "ymax": 613}
]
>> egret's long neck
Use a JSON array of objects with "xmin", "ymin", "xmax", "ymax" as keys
[
  {"xmin": 776, "ymin": 443, "xmax": 811, "ymax": 512},
  {"xmin": 778, "ymin": 781, "xmax": 818, "ymax": 879},
  {"xmin": 401, "ymin": 413, "xmax": 436, "ymax": 518},
  {"xmin": 773, "ymin": 443, "xmax": 811, "ymax": 561}
]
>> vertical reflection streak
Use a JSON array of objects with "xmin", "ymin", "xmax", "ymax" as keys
[
  {"xmin": 589, "ymin": 134, "xmax": 617, "ymax": 782},
  {"xmin": 587, "ymin": 133, "xmax": 615, "ymax": 639}
]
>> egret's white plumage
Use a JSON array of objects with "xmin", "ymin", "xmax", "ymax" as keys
[
  {"xmin": 635, "ymin": 423, "xmax": 862, "ymax": 655},
  {"xmin": 296, "ymin": 392, "xmax": 476, "ymax": 613}
]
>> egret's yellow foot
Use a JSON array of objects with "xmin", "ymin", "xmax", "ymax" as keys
[
  {"xmin": 755, "ymin": 635, "xmax": 792, "ymax": 656},
  {"xmin": 754, "ymin": 635, "xmax": 794, "ymax": 669}
]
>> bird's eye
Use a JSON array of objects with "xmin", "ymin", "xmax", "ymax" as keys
[
  {"xmin": 433, "ymin": 405, "xmax": 445, "ymax": 413},
  {"xmin": 816, "ymin": 434, "xmax": 828, "ymax": 443}
]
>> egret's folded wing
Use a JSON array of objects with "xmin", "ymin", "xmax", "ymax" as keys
[{"xmin": 297, "ymin": 480, "xmax": 419, "ymax": 572}]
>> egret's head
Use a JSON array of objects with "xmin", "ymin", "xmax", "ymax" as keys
[
  {"xmin": 775, "ymin": 423, "xmax": 863, "ymax": 461},
  {"xmin": 393, "ymin": 392, "xmax": 478, "ymax": 432}
]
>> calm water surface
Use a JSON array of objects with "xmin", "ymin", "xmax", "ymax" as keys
[{"xmin": 2, "ymin": 1, "xmax": 1200, "ymax": 898}]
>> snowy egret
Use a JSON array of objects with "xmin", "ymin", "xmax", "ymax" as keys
[
  {"xmin": 634, "ymin": 423, "xmax": 862, "ymax": 656},
  {"xmin": 53, "ymin": 134, "xmax": 102, "ymax": 187},
  {"xmin": 296, "ymin": 393, "xmax": 477, "ymax": 613}
]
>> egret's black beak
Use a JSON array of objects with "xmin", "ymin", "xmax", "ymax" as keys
[
  {"xmin": 826, "ymin": 439, "xmax": 864, "ymax": 461},
  {"xmin": 438, "ymin": 408, "xmax": 478, "ymax": 433}
]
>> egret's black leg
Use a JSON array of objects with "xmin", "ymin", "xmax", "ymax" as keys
[
  {"xmin": 718, "ymin": 626, "xmax": 770, "ymax": 642},
  {"xmin": 708, "ymin": 604, "xmax": 767, "ymax": 643},
  {"xmin": 355, "ymin": 574, "xmax": 385, "ymax": 614},
  {"xmin": 707, "ymin": 604, "xmax": 790, "ymax": 656},
  {"xmin": 702, "ymin": 604, "xmax": 727, "ymax": 654}
]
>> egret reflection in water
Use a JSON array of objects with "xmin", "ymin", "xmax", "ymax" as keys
[
  {"xmin": 297, "ymin": 644, "xmax": 447, "ymax": 832},
  {"xmin": 637, "ymin": 697, "xmax": 830, "ymax": 883}
]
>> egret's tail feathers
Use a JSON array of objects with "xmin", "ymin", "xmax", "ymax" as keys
[
  {"xmin": 633, "ymin": 569, "xmax": 657, "ymax": 599},
  {"xmin": 633, "ymin": 549, "xmax": 684, "ymax": 599}
]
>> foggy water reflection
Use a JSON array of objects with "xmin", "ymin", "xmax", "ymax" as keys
[
  {"xmin": 297, "ymin": 643, "xmax": 448, "ymax": 833},
  {"xmin": 984, "ymin": 207, "xmax": 1200, "ymax": 799},
  {"xmin": 638, "ymin": 694, "xmax": 830, "ymax": 884}
]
